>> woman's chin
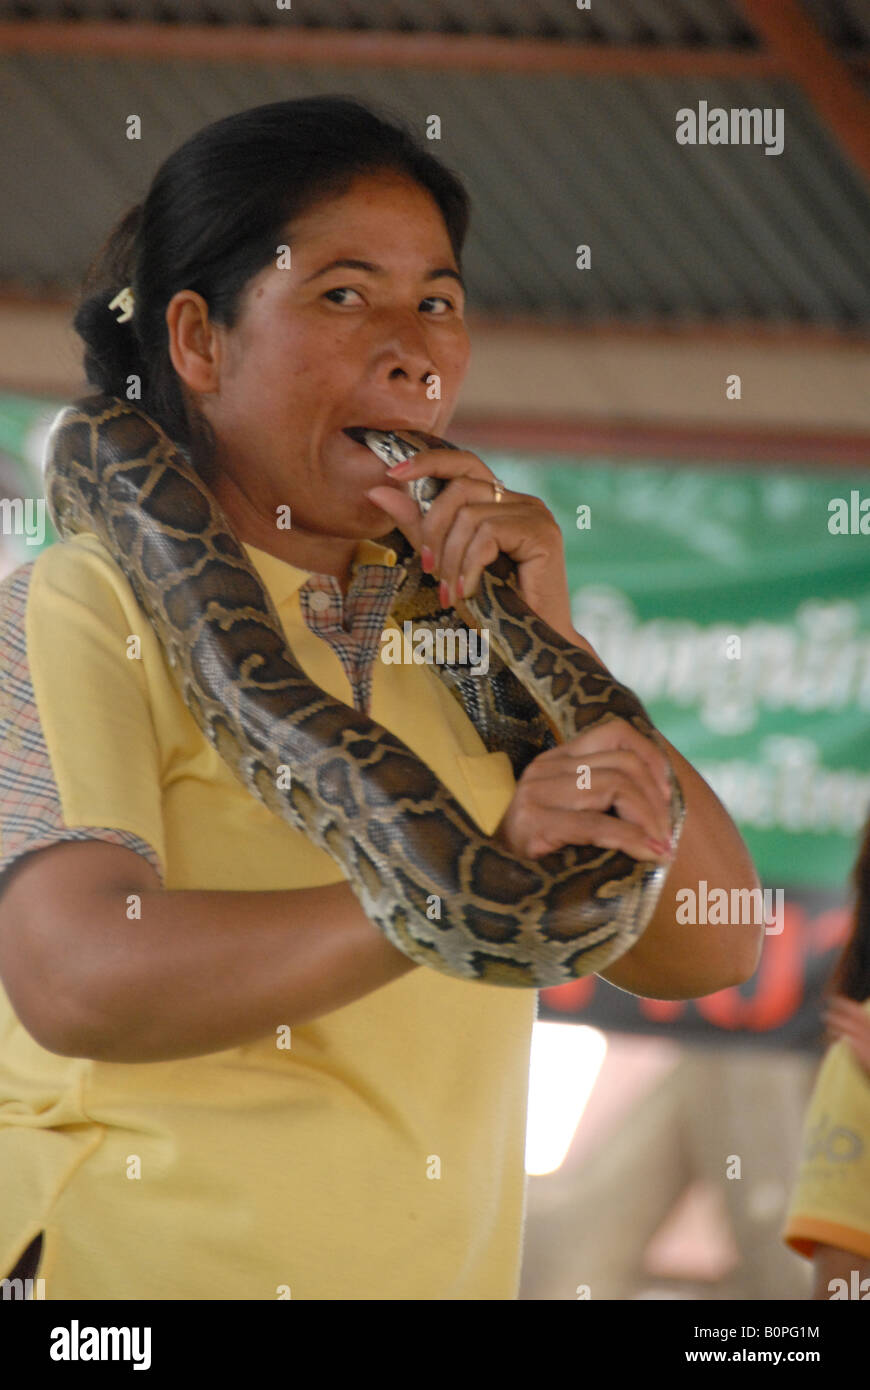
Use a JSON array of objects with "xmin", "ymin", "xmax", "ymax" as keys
[
  {"xmin": 356, "ymin": 493, "xmax": 401, "ymax": 530},
  {"xmin": 362, "ymin": 508, "xmax": 402, "ymax": 539}
]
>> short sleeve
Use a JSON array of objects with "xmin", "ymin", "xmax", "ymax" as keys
[
  {"xmin": 0, "ymin": 544, "xmax": 166, "ymax": 888},
  {"xmin": 782, "ymin": 1010, "xmax": 870, "ymax": 1262}
]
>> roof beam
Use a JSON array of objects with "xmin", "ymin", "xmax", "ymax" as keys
[
  {"xmin": 738, "ymin": 0, "xmax": 870, "ymax": 184},
  {"xmin": 454, "ymin": 416, "xmax": 870, "ymax": 468},
  {"xmin": 0, "ymin": 21, "xmax": 782, "ymax": 76}
]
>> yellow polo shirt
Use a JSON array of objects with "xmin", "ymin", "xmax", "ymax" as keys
[
  {"xmin": 0, "ymin": 531, "xmax": 535, "ymax": 1300},
  {"xmin": 783, "ymin": 998, "xmax": 870, "ymax": 1262}
]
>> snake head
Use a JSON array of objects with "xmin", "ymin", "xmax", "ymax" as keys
[{"xmin": 344, "ymin": 426, "xmax": 459, "ymax": 513}]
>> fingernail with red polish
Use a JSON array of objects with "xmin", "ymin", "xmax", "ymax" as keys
[
  {"xmin": 421, "ymin": 546, "xmax": 434, "ymax": 573},
  {"xmin": 387, "ymin": 459, "xmax": 411, "ymax": 475},
  {"xmin": 439, "ymin": 580, "xmax": 450, "ymax": 607}
]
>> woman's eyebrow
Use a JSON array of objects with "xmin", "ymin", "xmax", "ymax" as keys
[{"xmin": 302, "ymin": 257, "xmax": 465, "ymax": 292}]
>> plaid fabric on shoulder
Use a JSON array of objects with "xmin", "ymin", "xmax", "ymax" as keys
[
  {"xmin": 0, "ymin": 562, "xmax": 164, "ymax": 887},
  {"xmin": 299, "ymin": 560, "xmax": 406, "ymax": 714}
]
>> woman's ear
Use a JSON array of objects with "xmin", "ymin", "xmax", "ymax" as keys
[{"xmin": 165, "ymin": 290, "xmax": 221, "ymax": 394}]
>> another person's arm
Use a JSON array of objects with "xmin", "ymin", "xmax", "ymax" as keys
[
  {"xmin": 804, "ymin": 998, "xmax": 870, "ymax": 1297},
  {"xmin": 782, "ymin": 996, "xmax": 870, "ymax": 1287},
  {"xmin": 810, "ymin": 1242, "xmax": 870, "ymax": 1300}
]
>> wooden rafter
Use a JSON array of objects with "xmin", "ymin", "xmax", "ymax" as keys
[
  {"xmin": 0, "ymin": 20, "xmax": 782, "ymax": 76},
  {"xmin": 738, "ymin": 0, "xmax": 870, "ymax": 183}
]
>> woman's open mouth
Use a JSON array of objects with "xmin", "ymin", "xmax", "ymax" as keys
[{"xmin": 341, "ymin": 426, "xmax": 452, "ymax": 467}]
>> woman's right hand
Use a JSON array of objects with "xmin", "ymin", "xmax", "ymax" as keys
[{"xmin": 493, "ymin": 716, "xmax": 675, "ymax": 864}]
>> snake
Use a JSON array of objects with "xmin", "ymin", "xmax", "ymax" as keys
[{"xmin": 42, "ymin": 394, "xmax": 685, "ymax": 988}]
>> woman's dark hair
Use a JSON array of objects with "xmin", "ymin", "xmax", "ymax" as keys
[
  {"xmin": 73, "ymin": 97, "xmax": 471, "ymax": 477},
  {"xmin": 828, "ymin": 810, "xmax": 870, "ymax": 1002}
]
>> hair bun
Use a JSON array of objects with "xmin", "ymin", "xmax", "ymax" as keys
[{"xmin": 73, "ymin": 288, "xmax": 145, "ymax": 397}]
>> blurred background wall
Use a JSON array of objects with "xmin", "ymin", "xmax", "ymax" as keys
[{"xmin": 2, "ymin": 0, "xmax": 869, "ymax": 1300}]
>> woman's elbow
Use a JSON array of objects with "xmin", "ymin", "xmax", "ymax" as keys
[{"xmin": 692, "ymin": 920, "xmax": 764, "ymax": 996}]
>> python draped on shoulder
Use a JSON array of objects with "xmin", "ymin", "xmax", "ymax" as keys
[{"xmin": 43, "ymin": 395, "xmax": 685, "ymax": 988}]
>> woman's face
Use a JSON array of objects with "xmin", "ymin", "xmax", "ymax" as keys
[{"xmin": 188, "ymin": 169, "xmax": 471, "ymax": 541}]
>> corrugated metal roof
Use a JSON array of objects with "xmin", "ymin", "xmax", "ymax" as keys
[
  {"xmin": 1, "ymin": 5, "xmax": 869, "ymax": 330},
  {"xmin": 1, "ymin": 0, "xmax": 760, "ymax": 43},
  {"xmin": 3, "ymin": 0, "xmax": 868, "ymax": 50}
]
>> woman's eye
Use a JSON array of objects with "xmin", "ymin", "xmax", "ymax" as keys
[
  {"xmin": 322, "ymin": 288, "xmax": 456, "ymax": 313},
  {"xmin": 323, "ymin": 287, "xmax": 363, "ymax": 306},
  {"xmin": 420, "ymin": 296, "xmax": 455, "ymax": 314}
]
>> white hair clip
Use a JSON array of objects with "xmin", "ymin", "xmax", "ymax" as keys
[{"xmin": 109, "ymin": 287, "xmax": 135, "ymax": 323}]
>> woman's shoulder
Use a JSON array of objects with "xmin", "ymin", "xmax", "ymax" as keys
[
  {"xmin": 34, "ymin": 531, "xmax": 127, "ymax": 580},
  {"xmin": 15, "ymin": 533, "xmax": 140, "ymax": 613},
  {"xmin": 0, "ymin": 535, "xmax": 150, "ymax": 663}
]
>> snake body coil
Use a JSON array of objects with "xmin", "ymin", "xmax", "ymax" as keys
[{"xmin": 43, "ymin": 396, "xmax": 685, "ymax": 988}]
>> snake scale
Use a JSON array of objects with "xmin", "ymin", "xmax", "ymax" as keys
[{"xmin": 43, "ymin": 395, "xmax": 685, "ymax": 988}]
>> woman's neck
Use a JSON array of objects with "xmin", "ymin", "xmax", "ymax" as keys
[
  {"xmin": 209, "ymin": 471, "xmax": 359, "ymax": 594},
  {"xmin": 243, "ymin": 524, "xmax": 359, "ymax": 593}
]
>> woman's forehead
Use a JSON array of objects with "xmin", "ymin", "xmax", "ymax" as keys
[{"xmin": 286, "ymin": 172, "xmax": 453, "ymax": 248}]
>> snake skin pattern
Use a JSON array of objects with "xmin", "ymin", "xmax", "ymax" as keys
[{"xmin": 43, "ymin": 395, "xmax": 685, "ymax": 987}]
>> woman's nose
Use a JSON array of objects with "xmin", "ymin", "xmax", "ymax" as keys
[{"xmin": 372, "ymin": 312, "xmax": 437, "ymax": 384}]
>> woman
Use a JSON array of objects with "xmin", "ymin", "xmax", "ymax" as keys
[
  {"xmin": 0, "ymin": 97, "xmax": 761, "ymax": 1300},
  {"xmin": 784, "ymin": 817, "xmax": 870, "ymax": 1297}
]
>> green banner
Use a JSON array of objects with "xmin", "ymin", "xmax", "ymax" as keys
[
  {"xmin": 0, "ymin": 394, "xmax": 61, "ymax": 568},
  {"xmin": 484, "ymin": 454, "xmax": 870, "ymax": 891}
]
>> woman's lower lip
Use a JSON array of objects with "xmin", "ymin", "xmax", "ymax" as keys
[
  {"xmin": 339, "ymin": 432, "xmax": 387, "ymax": 466},
  {"xmin": 335, "ymin": 431, "xmax": 406, "ymax": 488},
  {"xmin": 346, "ymin": 435, "xmax": 375, "ymax": 452}
]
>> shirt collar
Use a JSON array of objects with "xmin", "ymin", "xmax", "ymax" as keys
[{"xmin": 242, "ymin": 538, "xmax": 400, "ymax": 609}]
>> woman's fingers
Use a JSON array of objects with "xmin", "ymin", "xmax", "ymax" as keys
[
  {"xmin": 496, "ymin": 758, "xmax": 675, "ymax": 862},
  {"xmin": 440, "ymin": 504, "xmax": 533, "ymax": 604},
  {"xmin": 498, "ymin": 803, "xmax": 669, "ymax": 863},
  {"xmin": 493, "ymin": 713, "xmax": 681, "ymax": 862},
  {"xmin": 826, "ymin": 996, "xmax": 868, "ymax": 1020},
  {"xmin": 366, "ymin": 447, "xmax": 576, "ymax": 634},
  {"xmin": 411, "ymin": 478, "xmax": 546, "ymax": 606},
  {"xmin": 559, "ymin": 718, "xmax": 674, "ymax": 804},
  {"xmin": 522, "ymin": 721, "xmax": 674, "ymax": 815},
  {"xmin": 363, "ymin": 457, "xmax": 502, "ymax": 575},
  {"xmin": 519, "ymin": 749, "xmax": 672, "ymax": 846},
  {"xmin": 384, "ymin": 447, "xmax": 493, "ymax": 490},
  {"xmin": 362, "ymin": 483, "xmax": 426, "ymax": 551},
  {"xmin": 821, "ymin": 999, "xmax": 870, "ymax": 1071}
]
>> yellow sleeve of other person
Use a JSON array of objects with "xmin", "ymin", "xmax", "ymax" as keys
[
  {"xmin": 783, "ymin": 998, "xmax": 870, "ymax": 1273},
  {"xmin": 0, "ymin": 532, "xmax": 535, "ymax": 1301}
]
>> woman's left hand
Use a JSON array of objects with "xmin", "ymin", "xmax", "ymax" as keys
[
  {"xmin": 824, "ymin": 995, "xmax": 870, "ymax": 1076},
  {"xmin": 365, "ymin": 447, "xmax": 576, "ymax": 642}
]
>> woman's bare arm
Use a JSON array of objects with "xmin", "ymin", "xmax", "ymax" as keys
[
  {"xmin": 0, "ymin": 710, "xmax": 762, "ymax": 1066},
  {"xmin": 598, "ymin": 737, "xmax": 763, "ymax": 999},
  {"xmin": 0, "ymin": 841, "xmax": 417, "ymax": 1064}
]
